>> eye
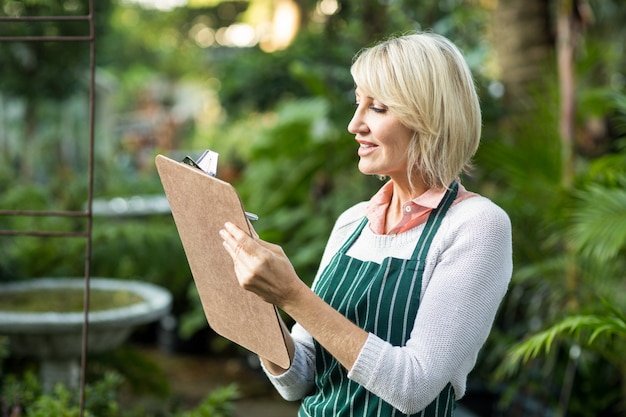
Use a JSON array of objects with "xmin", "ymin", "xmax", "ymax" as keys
[{"xmin": 370, "ymin": 106, "xmax": 387, "ymax": 114}]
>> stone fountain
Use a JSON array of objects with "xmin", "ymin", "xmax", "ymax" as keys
[{"xmin": 0, "ymin": 277, "xmax": 172, "ymax": 391}]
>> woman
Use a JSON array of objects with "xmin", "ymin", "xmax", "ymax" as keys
[{"xmin": 220, "ymin": 32, "xmax": 512, "ymax": 417}]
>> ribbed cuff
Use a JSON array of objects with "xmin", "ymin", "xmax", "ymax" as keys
[
  {"xmin": 347, "ymin": 332, "xmax": 386, "ymax": 386},
  {"xmin": 261, "ymin": 342, "xmax": 313, "ymax": 401}
]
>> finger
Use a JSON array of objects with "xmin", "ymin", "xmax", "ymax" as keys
[
  {"xmin": 220, "ymin": 230, "xmax": 257, "ymax": 286},
  {"xmin": 219, "ymin": 226, "xmax": 236, "ymax": 251},
  {"xmin": 246, "ymin": 219, "xmax": 260, "ymax": 239},
  {"xmin": 224, "ymin": 222, "xmax": 274, "ymax": 256},
  {"xmin": 221, "ymin": 223, "xmax": 251, "ymax": 251},
  {"xmin": 220, "ymin": 225, "xmax": 265, "ymax": 272},
  {"xmin": 219, "ymin": 229, "xmax": 249, "ymax": 269},
  {"xmin": 224, "ymin": 221, "xmax": 255, "ymax": 244},
  {"xmin": 220, "ymin": 231, "xmax": 237, "ymax": 259}
]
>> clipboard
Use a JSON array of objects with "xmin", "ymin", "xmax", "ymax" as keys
[{"xmin": 155, "ymin": 154, "xmax": 290, "ymax": 368}]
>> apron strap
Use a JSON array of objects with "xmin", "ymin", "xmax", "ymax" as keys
[
  {"xmin": 337, "ymin": 217, "xmax": 368, "ymax": 255},
  {"xmin": 411, "ymin": 180, "xmax": 458, "ymax": 261}
]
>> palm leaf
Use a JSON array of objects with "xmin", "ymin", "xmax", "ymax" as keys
[
  {"xmin": 569, "ymin": 184, "xmax": 626, "ymax": 262},
  {"xmin": 496, "ymin": 304, "xmax": 626, "ymax": 379}
]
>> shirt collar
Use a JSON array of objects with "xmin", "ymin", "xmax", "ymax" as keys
[
  {"xmin": 365, "ymin": 181, "xmax": 448, "ymax": 234},
  {"xmin": 365, "ymin": 180, "xmax": 449, "ymax": 215}
]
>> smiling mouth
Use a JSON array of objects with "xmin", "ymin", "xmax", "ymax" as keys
[
  {"xmin": 357, "ymin": 139, "xmax": 377, "ymax": 148},
  {"xmin": 357, "ymin": 141, "xmax": 378, "ymax": 156}
]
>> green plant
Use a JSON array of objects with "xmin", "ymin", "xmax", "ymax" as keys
[
  {"xmin": 90, "ymin": 217, "xmax": 192, "ymax": 309},
  {"xmin": 481, "ymin": 89, "xmax": 626, "ymax": 416},
  {"xmin": 1, "ymin": 371, "xmax": 121, "ymax": 417},
  {"xmin": 1, "ymin": 371, "xmax": 40, "ymax": 416},
  {"xmin": 495, "ymin": 301, "xmax": 626, "ymax": 417},
  {"xmin": 0, "ymin": 365, "xmax": 238, "ymax": 417},
  {"xmin": 497, "ymin": 301, "xmax": 626, "ymax": 374},
  {"xmin": 177, "ymin": 384, "xmax": 239, "ymax": 417},
  {"xmin": 88, "ymin": 347, "xmax": 170, "ymax": 399},
  {"xmin": 0, "ymin": 336, "xmax": 7, "ymax": 357}
]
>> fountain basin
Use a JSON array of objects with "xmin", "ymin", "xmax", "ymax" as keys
[{"xmin": 0, "ymin": 277, "xmax": 172, "ymax": 390}]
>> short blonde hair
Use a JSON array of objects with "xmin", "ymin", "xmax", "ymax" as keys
[{"xmin": 350, "ymin": 32, "xmax": 481, "ymax": 190}]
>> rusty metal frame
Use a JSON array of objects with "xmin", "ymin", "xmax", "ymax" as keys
[{"xmin": 0, "ymin": 2, "xmax": 96, "ymax": 415}]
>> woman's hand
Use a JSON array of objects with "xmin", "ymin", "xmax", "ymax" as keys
[
  {"xmin": 220, "ymin": 221, "xmax": 368, "ymax": 372},
  {"xmin": 219, "ymin": 221, "xmax": 304, "ymax": 308}
]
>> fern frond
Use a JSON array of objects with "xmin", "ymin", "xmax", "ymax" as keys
[
  {"xmin": 570, "ymin": 185, "xmax": 626, "ymax": 262},
  {"xmin": 496, "ymin": 309, "xmax": 626, "ymax": 379}
]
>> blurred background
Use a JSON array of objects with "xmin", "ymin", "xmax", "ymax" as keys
[{"xmin": 0, "ymin": 0, "xmax": 625, "ymax": 416}]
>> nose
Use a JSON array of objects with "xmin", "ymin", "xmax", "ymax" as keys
[{"xmin": 347, "ymin": 107, "xmax": 368, "ymax": 135}]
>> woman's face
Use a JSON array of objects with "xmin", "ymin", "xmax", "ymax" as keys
[{"xmin": 348, "ymin": 88, "xmax": 414, "ymax": 182}]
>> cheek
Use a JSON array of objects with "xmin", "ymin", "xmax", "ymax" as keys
[{"xmin": 391, "ymin": 132, "xmax": 414, "ymax": 156}]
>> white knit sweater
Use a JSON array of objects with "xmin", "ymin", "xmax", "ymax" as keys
[{"xmin": 263, "ymin": 195, "xmax": 512, "ymax": 414}]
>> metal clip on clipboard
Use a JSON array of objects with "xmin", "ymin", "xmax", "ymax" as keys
[
  {"xmin": 182, "ymin": 149, "xmax": 219, "ymax": 177},
  {"xmin": 182, "ymin": 150, "xmax": 258, "ymax": 221}
]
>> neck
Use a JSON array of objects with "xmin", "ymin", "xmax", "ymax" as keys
[
  {"xmin": 385, "ymin": 176, "xmax": 428, "ymax": 233},
  {"xmin": 390, "ymin": 175, "xmax": 428, "ymax": 206}
]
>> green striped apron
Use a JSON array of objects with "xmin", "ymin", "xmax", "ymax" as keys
[{"xmin": 300, "ymin": 182, "xmax": 459, "ymax": 417}]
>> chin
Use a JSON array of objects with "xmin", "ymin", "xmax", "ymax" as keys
[
  {"xmin": 358, "ymin": 162, "xmax": 382, "ymax": 176},
  {"xmin": 357, "ymin": 164, "xmax": 374, "ymax": 176}
]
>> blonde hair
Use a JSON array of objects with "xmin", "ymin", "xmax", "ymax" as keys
[{"xmin": 350, "ymin": 32, "xmax": 481, "ymax": 190}]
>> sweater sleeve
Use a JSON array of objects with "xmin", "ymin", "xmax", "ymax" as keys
[
  {"xmin": 260, "ymin": 322, "xmax": 316, "ymax": 401},
  {"xmin": 347, "ymin": 199, "xmax": 512, "ymax": 414}
]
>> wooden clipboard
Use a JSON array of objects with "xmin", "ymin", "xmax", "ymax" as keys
[{"xmin": 155, "ymin": 154, "xmax": 290, "ymax": 368}]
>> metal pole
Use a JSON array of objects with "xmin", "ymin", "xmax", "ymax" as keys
[{"xmin": 78, "ymin": 0, "xmax": 96, "ymax": 414}]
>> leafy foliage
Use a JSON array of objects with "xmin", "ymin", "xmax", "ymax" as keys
[
  {"xmin": 0, "ymin": 371, "xmax": 121, "ymax": 417},
  {"xmin": 480, "ymin": 74, "xmax": 626, "ymax": 417},
  {"xmin": 0, "ymin": 0, "xmax": 112, "ymax": 101},
  {"xmin": 177, "ymin": 384, "xmax": 239, "ymax": 417},
  {"xmin": 0, "ymin": 367, "xmax": 238, "ymax": 417},
  {"xmin": 497, "ymin": 300, "xmax": 626, "ymax": 379},
  {"xmin": 569, "ymin": 183, "xmax": 626, "ymax": 262}
]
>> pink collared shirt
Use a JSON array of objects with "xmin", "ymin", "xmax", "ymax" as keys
[{"xmin": 365, "ymin": 180, "xmax": 477, "ymax": 235}]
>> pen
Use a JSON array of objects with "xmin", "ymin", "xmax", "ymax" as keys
[{"xmin": 245, "ymin": 211, "xmax": 259, "ymax": 221}]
